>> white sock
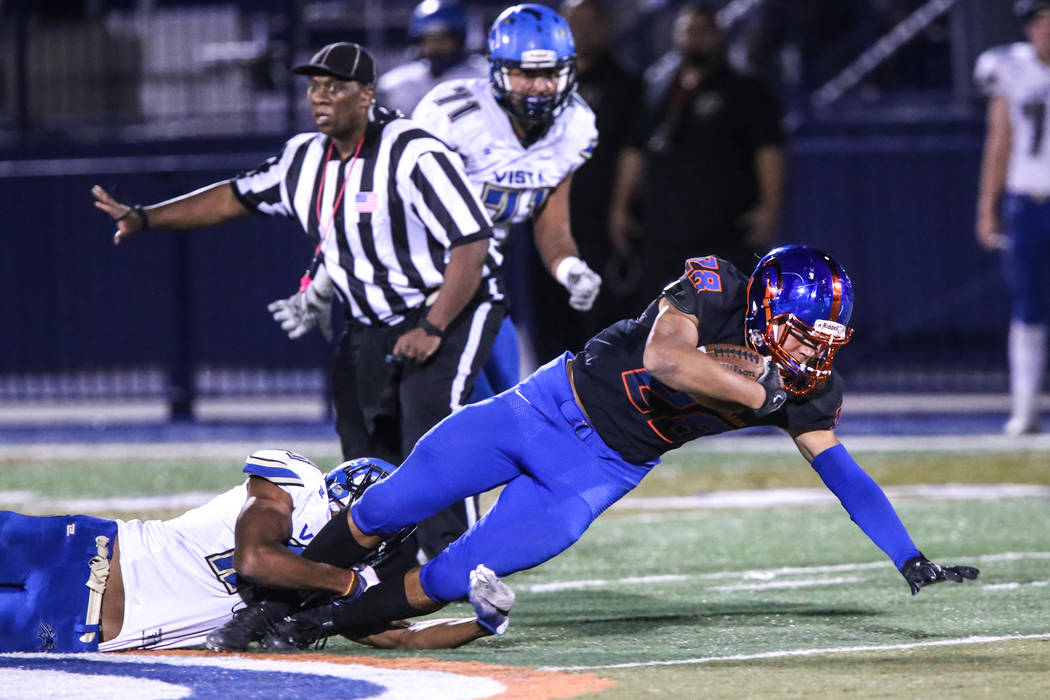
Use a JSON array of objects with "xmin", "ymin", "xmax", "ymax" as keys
[{"xmin": 1008, "ymin": 321, "xmax": 1047, "ymax": 426}]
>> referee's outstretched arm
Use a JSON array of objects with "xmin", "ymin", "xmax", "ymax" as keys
[{"xmin": 92, "ymin": 181, "xmax": 251, "ymax": 245}]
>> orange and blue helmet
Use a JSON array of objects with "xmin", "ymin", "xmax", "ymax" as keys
[{"xmin": 745, "ymin": 245, "xmax": 854, "ymax": 396}]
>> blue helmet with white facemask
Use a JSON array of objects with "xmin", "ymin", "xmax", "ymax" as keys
[
  {"xmin": 487, "ymin": 3, "xmax": 577, "ymax": 133},
  {"xmin": 745, "ymin": 245, "xmax": 854, "ymax": 396}
]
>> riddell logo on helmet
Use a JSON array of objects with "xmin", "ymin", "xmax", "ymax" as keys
[
  {"xmin": 520, "ymin": 49, "xmax": 557, "ymax": 68},
  {"xmin": 814, "ymin": 319, "xmax": 846, "ymax": 339}
]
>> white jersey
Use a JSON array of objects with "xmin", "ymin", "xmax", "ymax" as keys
[
  {"xmin": 413, "ymin": 78, "xmax": 598, "ymax": 266},
  {"xmin": 377, "ymin": 54, "xmax": 489, "ymax": 116},
  {"xmin": 99, "ymin": 450, "xmax": 332, "ymax": 651},
  {"xmin": 975, "ymin": 42, "xmax": 1050, "ymax": 194}
]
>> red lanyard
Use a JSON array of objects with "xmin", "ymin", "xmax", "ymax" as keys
[{"xmin": 301, "ymin": 137, "xmax": 364, "ymax": 291}]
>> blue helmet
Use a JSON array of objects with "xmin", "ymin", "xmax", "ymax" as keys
[
  {"xmin": 409, "ymin": 0, "xmax": 468, "ymax": 40},
  {"xmin": 324, "ymin": 457, "xmax": 395, "ymax": 515},
  {"xmin": 487, "ymin": 3, "xmax": 577, "ymax": 132},
  {"xmin": 744, "ymin": 245, "xmax": 854, "ymax": 396}
]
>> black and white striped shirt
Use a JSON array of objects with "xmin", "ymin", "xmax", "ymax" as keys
[{"xmin": 232, "ymin": 106, "xmax": 503, "ymax": 326}]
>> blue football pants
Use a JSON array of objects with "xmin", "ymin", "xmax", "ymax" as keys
[
  {"xmin": 351, "ymin": 353, "xmax": 654, "ymax": 602},
  {"xmin": 1004, "ymin": 193, "xmax": 1050, "ymax": 324},
  {"xmin": 0, "ymin": 512, "xmax": 117, "ymax": 652}
]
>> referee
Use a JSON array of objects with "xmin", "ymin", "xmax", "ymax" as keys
[{"xmin": 92, "ymin": 42, "xmax": 506, "ymax": 557}]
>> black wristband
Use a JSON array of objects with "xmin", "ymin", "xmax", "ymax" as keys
[
  {"xmin": 418, "ymin": 316, "xmax": 444, "ymax": 338},
  {"xmin": 118, "ymin": 205, "xmax": 150, "ymax": 231}
]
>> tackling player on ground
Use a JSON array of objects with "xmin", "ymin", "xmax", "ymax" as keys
[
  {"xmin": 220, "ymin": 245, "xmax": 978, "ymax": 648},
  {"xmin": 0, "ymin": 451, "xmax": 513, "ymax": 652}
]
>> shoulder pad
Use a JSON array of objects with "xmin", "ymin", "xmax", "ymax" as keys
[{"xmin": 243, "ymin": 449, "xmax": 318, "ymax": 487}]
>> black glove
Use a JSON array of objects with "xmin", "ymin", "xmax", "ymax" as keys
[
  {"xmin": 748, "ymin": 362, "xmax": 787, "ymax": 418},
  {"xmin": 900, "ymin": 554, "xmax": 980, "ymax": 595}
]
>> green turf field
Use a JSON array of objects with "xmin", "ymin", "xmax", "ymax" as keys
[{"xmin": 3, "ymin": 445, "xmax": 1049, "ymax": 697}]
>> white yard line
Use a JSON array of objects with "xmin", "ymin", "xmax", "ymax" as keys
[
  {"xmin": 4, "ymin": 432, "xmax": 1050, "ymax": 460},
  {"xmin": 708, "ymin": 576, "xmax": 862, "ymax": 591},
  {"xmin": 614, "ymin": 483, "xmax": 1050, "ymax": 510},
  {"xmin": 522, "ymin": 552, "xmax": 1050, "ymax": 594},
  {"xmin": 540, "ymin": 633, "xmax": 1050, "ymax": 671},
  {"xmin": 5, "ymin": 482, "xmax": 1048, "ymax": 516},
  {"xmin": 0, "ymin": 440, "xmax": 341, "ymax": 461}
]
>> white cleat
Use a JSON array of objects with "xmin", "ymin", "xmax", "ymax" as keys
[
  {"xmin": 469, "ymin": 564, "xmax": 515, "ymax": 636},
  {"xmin": 1004, "ymin": 415, "xmax": 1041, "ymax": 436}
]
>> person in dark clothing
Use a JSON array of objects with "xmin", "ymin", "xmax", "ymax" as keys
[
  {"xmin": 612, "ymin": 1, "xmax": 786, "ymax": 300},
  {"xmin": 527, "ymin": 0, "xmax": 648, "ymax": 364}
]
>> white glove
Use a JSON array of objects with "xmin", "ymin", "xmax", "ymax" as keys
[
  {"xmin": 555, "ymin": 256, "xmax": 602, "ymax": 312},
  {"xmin": 267, "ymin": 264, "xmax": 335, "ymax": 340}
]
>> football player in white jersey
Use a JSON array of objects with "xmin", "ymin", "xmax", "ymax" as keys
[
  {"xmin": 376, "ymin": 0, "xmax": 489, "ymax": 117},
  {"xmin": 412, "ymin": 3, "xmax": 603, "ymax": 397},
  {"xmin": 975, "ymin": 0, "xmax": 1050, "ymax": 435},
  {"xmin": 0, "ymin": 451, "xmax": 513, "ymax": 653}
]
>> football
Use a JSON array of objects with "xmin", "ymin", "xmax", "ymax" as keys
[
  {"xmin": 693, "ymin": 344, "xmax": 766, "ymax": 413},
  {"xmin": 699, "ymin": 344, "xmax": 766, "ymax": 381}
]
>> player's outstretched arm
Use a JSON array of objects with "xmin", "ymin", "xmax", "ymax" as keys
[
  {"xmin": 793, "ymin": 429, "xmax": 979, "ymax": 594},
  {"xmin": 351, "ymin": 618, "xmax": 490, "ymax": 650},
  {"xmin": 347, "ymin": 564, "xmax": 513, "ymax": 649},
  {"xmin": 92, "ymin": 181, "xmax": 251, "ymax": 245}
]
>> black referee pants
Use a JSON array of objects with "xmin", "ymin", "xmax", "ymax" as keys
[{"xmin": 331, "ymin": 298, "xmax": 506, "ymax": 560}]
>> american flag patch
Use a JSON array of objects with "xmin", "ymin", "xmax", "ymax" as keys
[{"xmin": 355, "ymin": 192, "xmax": 377, "ymax": 213}]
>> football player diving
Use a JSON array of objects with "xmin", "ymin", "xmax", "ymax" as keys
[
  {"xmin": 0, "ymin": 451, "xmax": 512, "ymax": 652},
  {"xmin": 217, "ymin": 245, "xmax": 978, "ymax": 650}
]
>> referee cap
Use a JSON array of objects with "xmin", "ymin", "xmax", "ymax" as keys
[{"xmin": 293, "ymin": 42, "xmax": 377, "ymax": 86}]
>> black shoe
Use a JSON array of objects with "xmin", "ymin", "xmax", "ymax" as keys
[
  {"xmin": 260, "ymin": 604, "xmax": 336, "ymax": 651},
  {"xmin": 205, "ymin": 599, "xmax": 292, "ymax": 652}
]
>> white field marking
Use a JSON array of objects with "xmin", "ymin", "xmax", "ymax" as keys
[
  {"xmin": 521, "ymin": 551, "xmax": 1050, "ymax": 594},
  {"xmin": 614, "ymin": 483, "xmax": 1050, "ymax": 510},
  {"xmin": 708, "ymin": 576, "xmax": 862, "ymax": 592},
  {"xmin": 5, "ymin": 431, "xmax": 1050, "ymax": 461},
  {"xmin": 527, "ymin": 574, "xmax": 691, "ymax": 593},
  {"xmin": 984, "ymin": 580, "xmax": 1050, "ymax": 590},
  {"xmin": 0, "ymin": 652, "xmax": 505, "ymax": 700},
  {"xmin": 7, "ymin": 481, "xmax": 1046, "ymax": 516},
  {"xmin": 539, "ymin": 633, "xmax": 1050, "ymax": 671},
  {"xmin": 0, "ymin": 491, "xmax": 218, "ymax": 513},
  {"xmin": 0, "ymin": 669, "xmax": 190, "ymax": 700},
  {"xmin": 0, "ymin": 440, "xmax": 341, "ymax": 461}
]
